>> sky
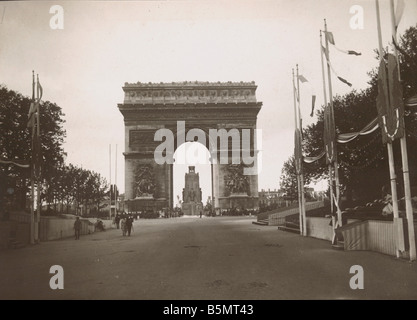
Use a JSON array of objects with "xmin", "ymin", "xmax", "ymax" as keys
[{"xmin": 1, "ymin": 0, "xmax": 416, "ymax": 205}]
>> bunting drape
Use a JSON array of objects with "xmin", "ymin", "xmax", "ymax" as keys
[
  {"xmin": 321, "ymin": 45, "xmax": 353, "ymax": 87},
  {"xmin": 323, "ymin": 31, "xmax": 362, "ymax": 56},
  {"xmin": 303, "ymin": 151, "xmax": 325, "ymax": 163},
  {"xmin": 0, "ymin": 158, "xmax": 30, "ymax": 168},
  {"xmin": 337, "ymin": 117, "xmax": 379, "ymax": 143}
]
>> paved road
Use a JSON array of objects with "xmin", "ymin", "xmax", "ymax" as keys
[{"xmin": 0, "ymin": 216, "xmax": 416, "ymax": 300}]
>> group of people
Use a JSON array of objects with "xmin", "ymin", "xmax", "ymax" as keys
[
  {"xmin": 73, "ymin": 214, "xmax": 135, "ymax": 240},
  {"xmin": 114, "ymin": 213, "xmax": 134, "ymax": 237}
]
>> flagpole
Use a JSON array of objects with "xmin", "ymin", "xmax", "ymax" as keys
[
  {"xmin": 109, "ymin": 144, "xmax": 112, "ymax": 220},
  {"xmin": 324, "ymin": 19, "xmax": 343, "ymax": 228},
  {"xmin": 296, "ymin": 64, "xmax": 307, "ymax": 236},
  {"xmin": 292, "ymin": 68, "xmax": 303, "ymax": 236},
  {"xmin": 35, "ymin": 74, "xmax": 41, "ymax": 243},
  {"xmin": 389, "ymin": 0, "xmax": 416, "ymax": 261},
  {"xmin": 30, "ymin": 71, "xmax": 35, "ymax": 245},
  {"xmin": 375, "ymin": 0, "xmax": 401, "ymax": 258},
  {"xmin": 115, "ymin": 144, "xmax": 118, "ymax": 215},
  {"xmin": 320, "ymin": 31, "xmax": 336, "ymax": 243}
]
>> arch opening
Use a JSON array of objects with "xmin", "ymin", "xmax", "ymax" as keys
[{"xmin": 173, "ymin": 141, "xmax": 213, "ymax": 215}]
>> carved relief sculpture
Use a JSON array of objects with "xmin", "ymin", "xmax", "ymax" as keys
[
  {"xmin": 224, "ymin": 164, "xmax": 249, "ymax": 195},
  {"xmin": 133, "ymin": 164, "xmax": 155, "ymax": 198}
]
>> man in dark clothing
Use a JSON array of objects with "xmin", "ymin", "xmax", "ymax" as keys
[
  {"xmin": 74, "ymin": 217, "xmax": 82, "ymax": 240},
  {"xmin": 125, "ymin": 215, "xmax": 133, "ymax": 236},
  {"xmin": 115, "ymin": 213, "xmax": 120, "ymax": 229}
]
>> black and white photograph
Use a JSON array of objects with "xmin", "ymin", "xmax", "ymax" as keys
[{"xmin": 0, "ymin": 0, "xmax": 417, "ymax": 305}]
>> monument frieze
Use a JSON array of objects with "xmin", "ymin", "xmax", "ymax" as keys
[{"xmin": 122, "ymin": 81, "xmax": 258, "ymax": 104}]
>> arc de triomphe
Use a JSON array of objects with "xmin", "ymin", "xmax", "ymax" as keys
[{"xmin": 117, "ymin": 81, "xmax": 262, "ymax": 213}]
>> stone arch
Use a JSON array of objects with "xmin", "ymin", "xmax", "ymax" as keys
[{"xmin": 118, "ymin": 81, "xmax": 262, "ymax": 214}]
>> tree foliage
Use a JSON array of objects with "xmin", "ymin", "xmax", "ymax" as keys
[
  {"xmin": 279, "ymin": 156, "xmax": 298, "ymax": 201},
  {"xmin": 0, "ymin": 85, "xmax": 66, "ymax": 209},
  {"xmin": 0, "ymin": 85, "xmax": 109, "ymax": 215},
  {"xmin": 44, "ymin": 164, "xmax": 108, "ymax": 215}
]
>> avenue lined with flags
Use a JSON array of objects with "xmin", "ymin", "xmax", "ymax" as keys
[{"xmin": 291, "ymin": 0, "xmax": 416, "ymax": 261}]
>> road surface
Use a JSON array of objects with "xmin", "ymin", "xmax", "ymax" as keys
[{"xmin": 0, "ymin": 216, "xmax": 416, "ymax": 299}]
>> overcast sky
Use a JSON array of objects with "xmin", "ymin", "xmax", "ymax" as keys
[{"xmin": 1, "ymin": 0, "xmax": 416, "ymax": 204}]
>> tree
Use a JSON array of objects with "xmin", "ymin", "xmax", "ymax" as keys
[
  {"xmin": 0, "ymin": 86, "xmax": 66, "ymax": 210},
  {"xmin": 91, "ymin": 173, "xmax": 108, "ymax": 215},
  {"xmin": 279, "ymin": 156, "xmax": 298, "ymax": 201}
]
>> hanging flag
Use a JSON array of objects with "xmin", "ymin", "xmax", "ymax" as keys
[
  {"xmin": 27, "ymin": 72, "xmax": 36, "ymax": 128},
  {"xmin": 395, "ymin": 0, "xmax": 405, "ymax": 31},
  {"xmin": 297, "ymin": 74, "xmax": 316, "ymax": 117},
  {"xmin": 37, "ymin": 75, "xmax": 43, "ymax": 102},
  {"xmin": 323, "ymin": 104, "xmax": 336, "ymax": 164},
  {"xmin": 32, "ymin": 74, "xmax": 43, "ymax": 180},
  {"xmin": 324, "ymin": 31, "xmax": 335, "ymax": 45},
  {"xmin": 376, "ymin": 53, "xmax": 405, "ymax": 143},
  {"xmin": 298, "ymin": 75, "xmax": 308, "ymax": 83},
  {"xmin": 27, "ymin": 102, "xmax": 37, "ymax": 128},
  {"xmin": 310, "ymin": 95, "xmax": 316, "ymax": 117}
]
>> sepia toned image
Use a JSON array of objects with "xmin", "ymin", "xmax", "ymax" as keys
[{"xmin": 0, "ymin": 0, "xmax": 417, "ymax": 303}]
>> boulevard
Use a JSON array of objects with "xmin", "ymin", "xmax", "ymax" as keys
[{"xmin": 0, "ymin": 216, "xmax": 416, "ymax": 300}]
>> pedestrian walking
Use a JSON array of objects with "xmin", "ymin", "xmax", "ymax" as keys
[
  {"xmin": 120, "ymin": 216, "xmax": 126, "ymax": 236},
  {"xmin": 74, "ymin": 216, "xmax": 82, "ymax": 240},
  {"xmin": 115, "ymin": 213, "xmax": 120, "ymax": 229},
  {"xmin": 125, "ymin": 215, "xmax": 133, "ymax": 236}
]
